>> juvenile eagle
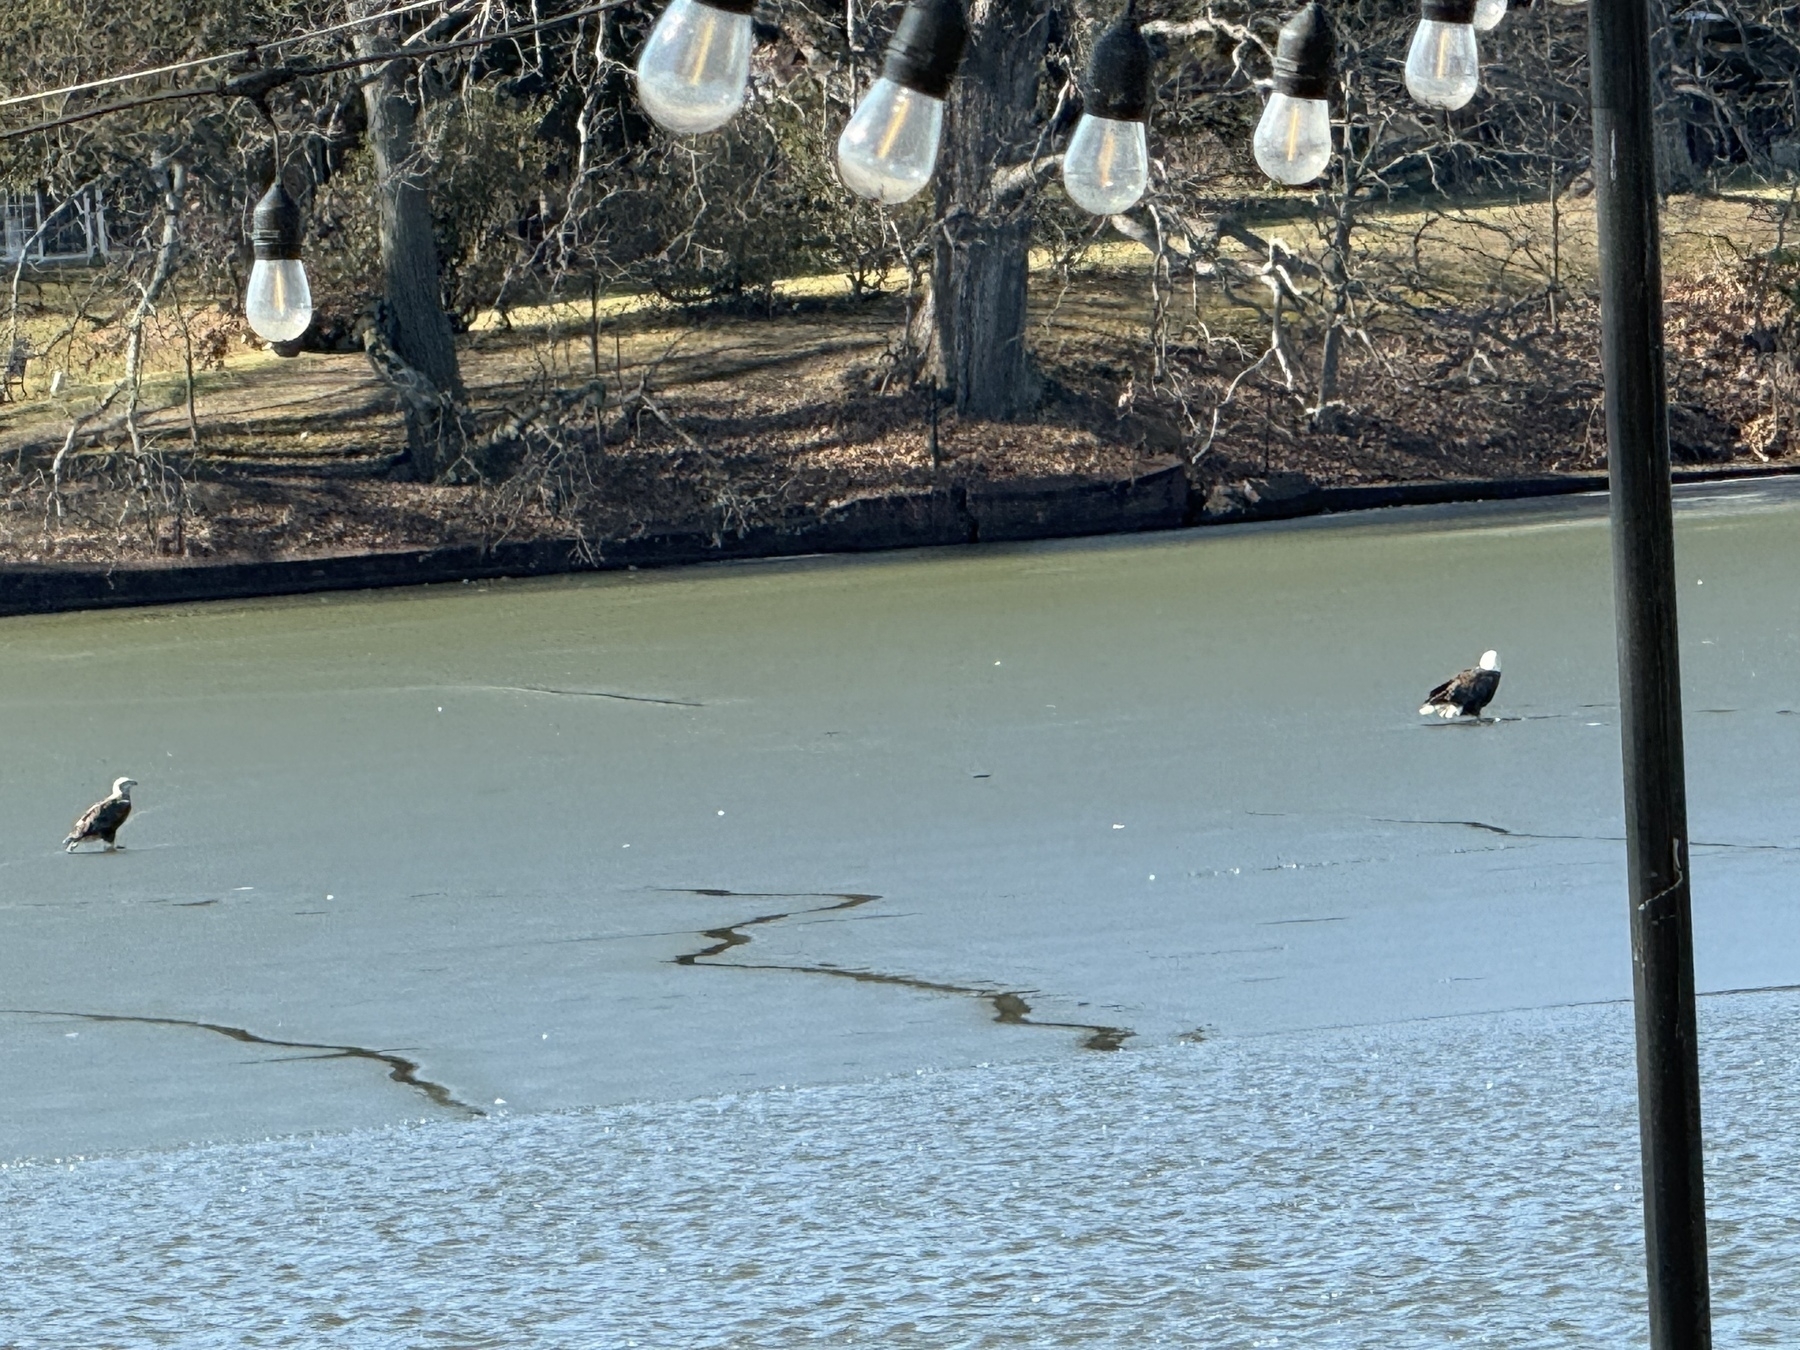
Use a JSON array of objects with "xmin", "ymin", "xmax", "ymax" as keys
[
  {"xmin": 64, "ymin": 777, "xmax": 137, "ymax": 852},
  {"xmin": 1420, "ymin": 651, "xmax": 1502, "ymax": 719}
]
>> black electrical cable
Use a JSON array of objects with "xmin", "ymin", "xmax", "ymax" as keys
[
  {"xmin": 0, "ymin": 0, "xmax": 622, "ymax": 144},
  {"xmin": 0, "ymin": 0, "xmax": 469, "ymax": 110}
]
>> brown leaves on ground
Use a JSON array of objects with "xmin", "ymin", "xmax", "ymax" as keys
[
  {"xmin": 2, "ymin": 259, "xmax": 1794, "ymax": 568},
  {"xmin": 1193, "ymin": 263, "xmax": 1798, "ymax": 491}
]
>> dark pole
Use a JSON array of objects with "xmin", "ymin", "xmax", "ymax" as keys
[{"xmin": 1587, "ymin": 0, "xmax": 1712, "ymax": 1344}]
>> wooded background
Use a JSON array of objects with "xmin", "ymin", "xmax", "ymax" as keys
[{"xmin": 2, "ymin": 0, "xmax": 1799, "ymax": 559}]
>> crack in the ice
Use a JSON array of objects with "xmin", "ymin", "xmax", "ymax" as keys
[
  {"xmin": 1153, "ymin": 944, "xmax": 1287, "ymax": 960},
  {"xmin": 486, "ymin": 684, "xmax": 703, "ymax": 707},
  {"xmin": 1375, "ymin": 817, "xmax": 1552, "ymax": 837},
  {"xmin": 1705, "ymin": 981, "xmax": 1800, "ymax": 998},
  {"xmin": 2, "ymin": 1008, "xmax": 481, "ymax": 1117},
  {"xmin": 666, "ymin": 890, "xmax": 1134, "ymax": 1052},
  {"xmin": 1376, "ymin": 816, "xmax": 1800, "ymax": 852}
]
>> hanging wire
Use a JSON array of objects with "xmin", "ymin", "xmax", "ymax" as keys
[
  {"xmin": 0, "ymin": 0, "xmax": 473, "ymax": 111},
  {"xmin": 0, "ymin": 1, "xmax": 623, "ymax": 143},
  {"xmin": 267, "ymin": 112, "xmax": 285, "ymax": 185}
]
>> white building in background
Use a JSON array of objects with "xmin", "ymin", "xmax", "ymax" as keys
[{"xmin": 0, "ymin": 187, "xmax": 109, "ymax": 265}]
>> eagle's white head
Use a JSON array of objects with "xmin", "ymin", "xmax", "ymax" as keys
[
  {"xmin": 1479, "ymin": 650, "xmax": 1500, "ymax": 672},
  {"xmin": 112, "ymin": 777, "xmax": 137, "ymax": 798}
]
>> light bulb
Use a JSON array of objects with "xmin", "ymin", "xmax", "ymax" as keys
[
  {"xmin": 1405, "ymin": 18, "xmax": 1480, "ymax": 109},
  {"xmin": 246, "ymin": 180, "xmax": 311, "ymax": 346},
  {"xmin": 840, "ymin": 0, "xmax": 966, "ymax": 204},
  {"xmin": 1063, "ymin": 115, "xmax": 1149, "ymax": 215},
  {"xmin": 1254, "ymin": 92, "xmax": 1332, "ymax": 186},
  {"xmin": 1258, "ymin": 5, "xmax": 1336, "ymax": 188},
  {"xmin": 1472, "ymin": 0, "xmax": 1506, "ymax": 29},
  {"xmin": 245, "ymin": 259, "xmax": 312, "ymax": 343},
  {"xmin": 635, "ymin": 0, "xmax": 754, "ymax": 136},
  {"xmin": 837, "ymin": 78, "xmax": 945, "ymax": 204},
  {"xmin": 1061, "ymin": 5, "xmax": 1154, "ymax": 217}
]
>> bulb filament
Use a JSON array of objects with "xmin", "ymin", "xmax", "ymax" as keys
[
  {"xmin": 876, "ymin": 101, "xmax": 906, "ymax": 161},
  {"xmin": 684, "ymin": 19, "xmax": 716, "ymax": 85}
]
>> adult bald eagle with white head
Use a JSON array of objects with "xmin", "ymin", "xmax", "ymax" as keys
[
  {"xmin": 1420, "ymin": 651, "xmax": 1502, "ymax": 719},
  {"xmin": 64, "ymin": 777, "xmax": 137, "ymax": 852}
]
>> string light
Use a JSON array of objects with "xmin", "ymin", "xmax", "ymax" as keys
[
  {"xmin": 1062, "ymin": 1, "xmax": 1154, "ymax": 217},
  {"xmin": 837, "ymin": 0, "xmax": 967, "ymax": 204},
  {"xmin": 634, "ymin": 0, "xmax": 756, "ymax": 135},
  {"xmin": 0, "ymin": 0, "xmax": 1517, "ymax": 289},
  {"xmin": 1405, "ymin": 0, "xmax": 1481, "ymax": 110},
  {"xmin": 1254, "ymin": 3, "xmax": 1335, "ymax": 187},
  {"xmin": 244, "ymin": 181, "xmax": 311, "ymax": 345}
]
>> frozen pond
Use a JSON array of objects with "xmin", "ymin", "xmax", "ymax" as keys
[
  {"xmin": 4, "ymin": 995, "xmax": 1797, "ymax": 1345},
  {"xmin": 3, "ymin": 480, "xmax": 1799, "ymax": 1338}
]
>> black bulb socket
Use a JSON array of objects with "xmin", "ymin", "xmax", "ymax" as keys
[
  {"xmin": 881, "ymin": 0, "xmax": 967, "ymax": 101},
  {"xmin": 1083, "ymin": 3, "xmax": 1154, "ymax": 123},
  {"xmin": 1271, "ymin": 3, "xmax": 1336, "ymax": 101},
  {"xmin": 1422, "ymin": 0, "xmax": 1478, "ymax": 23},
  {"xmin": 251, "ymin": 181, "xmax": 303, "ymax": 262}
]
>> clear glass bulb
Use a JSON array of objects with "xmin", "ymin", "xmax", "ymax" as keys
[
  {"xmin": 245, "ymin": 258, "xmax": 312, "ymax": 343},
  {"xmin": 836, "ymin": 78, "xmax": 945, "ymax": 205},
  {"xmin": 635, "ymin": 0, "xmax": 753, "ymax": 136},
  {"xmin": 1472, "ymin": 0, "xmax": 1506, "ymax": 29},
  {"xmin": 1253, "ymin": 93, "xmax": 1332, "ymax": 186},
  {"xmin": 1061, "ymin": 114, "xmax": 1149, "ymax": 217},
  {"xmin": 1404, "ymin": 19, "xmax": 1480, "ymax": 110}
]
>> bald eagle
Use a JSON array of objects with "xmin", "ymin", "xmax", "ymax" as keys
[
  {"xmin": 1420, "ymin": 651, "xmax": 1502, "ymax": 719},
  {"xmin": 64, "ymin": 777, "xmax": 136, "ymax": 852}
]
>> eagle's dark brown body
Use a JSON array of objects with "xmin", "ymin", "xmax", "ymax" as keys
[
  {"xmin": 1420, "ymin": 652, "xmax": 1503, "ymax": 719},
  {"xmin": 64, "ymin": 778, "xmax": 136, "ymax": 851}
]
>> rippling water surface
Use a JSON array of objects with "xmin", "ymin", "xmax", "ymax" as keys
[{"xmin": 5, "ymin": 992, "xmax": 1796, "ymax": 1348}]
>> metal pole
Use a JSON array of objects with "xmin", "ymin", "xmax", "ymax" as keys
[{"xmin": 1586, "ymin": 0, "xmax": 1712, "ymax": 1344}]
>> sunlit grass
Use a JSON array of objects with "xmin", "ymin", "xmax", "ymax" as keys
[{"xmin": 1, "ymin": 189, "xmax": 1787, "ymax": 449}]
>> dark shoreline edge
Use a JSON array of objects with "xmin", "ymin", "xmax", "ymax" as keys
[{"xmin": 5, "ymin": 461, "xmax": 1797, "ymax": 618}]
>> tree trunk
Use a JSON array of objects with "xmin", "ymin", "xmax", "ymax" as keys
[
  {"xmin": 1313, "ymin": 176, "xmax": 1357, "ymax": 429},
  {"xmin": 125, "ymin": 158, "xmax": 188, "ymax": 457},
  {"xmin": 931, "ymin": 0, "xmax": 1049, "ymax": 420},
  {"xmin": 1649, "ymin": 0, "xmax": 1701, "ymax": 192},
  {"xmin": 355, "ymin": 23, "xmax": 463, "ymax": 480}
]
